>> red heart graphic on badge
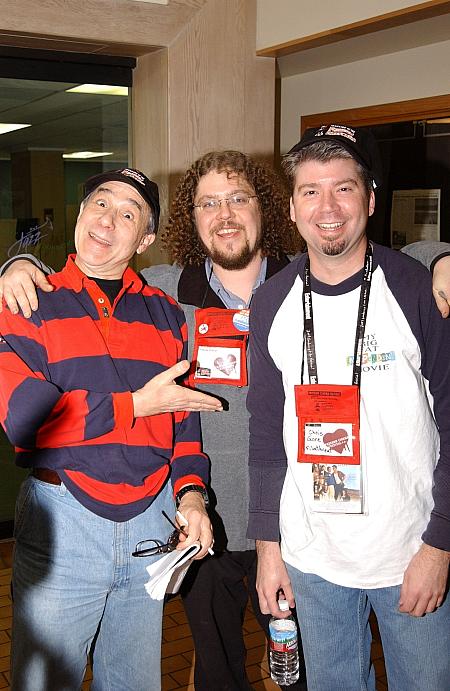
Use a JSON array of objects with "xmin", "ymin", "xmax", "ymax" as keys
[
  {"xmin": 214, "ymin": 354, "xmax": 237, "ymax": 376},
  {"xmin": 323, "ymin": 429, "xmax": 349, "ymax": 454}
]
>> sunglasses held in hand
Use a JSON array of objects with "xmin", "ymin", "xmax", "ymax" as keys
[{"xmin": 132, "ymin": 511, "xmax": 186, "ymax": 557}]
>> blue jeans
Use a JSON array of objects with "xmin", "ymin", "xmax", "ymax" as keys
[
  {"xmin": 287, "ymin": 564, "xmax": 450, "ymax": 691},
  {"xmin": 12, "ymin": 475, "xmax": 175, "ymax": 691}
]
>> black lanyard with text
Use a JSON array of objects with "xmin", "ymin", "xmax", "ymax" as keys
[{"xmin": 302, "ymin": 243, "xmax": 374, "ymax": 387}]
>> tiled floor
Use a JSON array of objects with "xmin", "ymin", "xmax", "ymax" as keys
[{"xmin": 0, "ymin": 539, "xmax": 387, "ymax": 690}]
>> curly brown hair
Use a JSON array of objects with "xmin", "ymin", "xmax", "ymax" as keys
[{"xmin": 162, "ymin": 150, "xmax": 304, "ymax": 265}]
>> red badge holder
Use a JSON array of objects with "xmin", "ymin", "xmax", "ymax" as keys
[
  {"xmin": 190, "ymin": 308, "xmax": 249, "ymax": 387},
  {"xmin": 295, "ymin": 384, "xmax": 361, "ymax": 465}
]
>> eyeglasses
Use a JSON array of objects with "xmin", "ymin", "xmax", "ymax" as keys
[
  {"xmin": 193, "ymin": 194, "xmax": 257, "ymax": 213},
  {"xmin": 132, "ymin": 510, "xmax": 186, "ymax": 557}
]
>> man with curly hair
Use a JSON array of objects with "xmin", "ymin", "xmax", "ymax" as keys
[{"xmin": 156, "ymin": 151, "xmax": 307, "ymax": 690}]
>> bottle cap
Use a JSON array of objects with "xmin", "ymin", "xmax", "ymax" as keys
[{"xmin": 278, "ymin": 599, "xmax": 289, "ymax": 612}]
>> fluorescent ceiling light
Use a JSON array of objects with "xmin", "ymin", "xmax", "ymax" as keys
[
  {"xmin": 63, "ymin": 151, "xmax": 114, "ymax": 159},
  {"xmin": 66, "ymin": 84, "xmax": 128, "ymax": 96},
  {"xmin": 0, "ymin": 123, "xmax": 31, "ymax": 135}
]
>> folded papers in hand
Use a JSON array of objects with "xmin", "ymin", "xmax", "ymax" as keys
[{"xmin": 145, "ymin": 542, "xmax": 201, "ymax": 600}]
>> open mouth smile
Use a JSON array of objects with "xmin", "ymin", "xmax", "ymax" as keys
[
  {"xmin": 217, "ymin": 228, "xmax": 240, "ymax": 236},
  {"xmin": 89, "ymin": 232, "xmax": 112, "ymax": 246},
  {"xmin": 317, "ymin": 222, "xmax": 345, "ymax": 230},
  {"xmin": 214, "ymin": 222, "xmax": 246, "ymax": 238}
]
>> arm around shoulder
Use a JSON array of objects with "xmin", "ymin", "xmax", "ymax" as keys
[
  {"xmin": 402, "ymin": 242, "xmax": 450, "ymax": 317},
  {"xmin": 0, "ymin": 256, "xmax": 54, "ymax": 317},
  {"xmin": 401, "ymin": 241, "xmax": 450, "ymax": 271}
]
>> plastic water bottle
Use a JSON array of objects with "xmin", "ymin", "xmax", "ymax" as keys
[{"xmin": 269, "ymin": 599, "xmax": 300, "ymax": 686}]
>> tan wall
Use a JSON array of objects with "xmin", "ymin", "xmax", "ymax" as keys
[
  {"xmin": 256, "ymin": 0, "xmax": 429, "ymax": 50},
  {"xmin": 167, "ymin": 0, "xmax": 274, "ymax": 173},
  {"xmin": 280, "ymin": 39, "xmax": 450, "ymax": 152},
  {"xmin": 132, "ymin": 0, "xmax": 275, "ymax": 268},
  {"xmin": 132, "ymin": 48, "xmax": 169, "ymax": 268}
]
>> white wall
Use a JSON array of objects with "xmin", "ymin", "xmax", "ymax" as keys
[
  {"xmin": 256, "ymin": 0, "xmax": 426, "ymax": 50},
  {"xmin": 280, "ymin": 39, "xmax": 450, "ymax": 152}
]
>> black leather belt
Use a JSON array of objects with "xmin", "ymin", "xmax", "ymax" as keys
[{"xmin": 32, "ymin": 468, "xmax": 62, "ymax": 485}]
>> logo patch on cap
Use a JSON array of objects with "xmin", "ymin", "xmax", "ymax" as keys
[
  {"xmin": 120, "ymin": 168, "xmax": 146, "ymax": 187},
  {"xmin": 316, "ymin": 125, "xmax": 357, "ymax": 143}
]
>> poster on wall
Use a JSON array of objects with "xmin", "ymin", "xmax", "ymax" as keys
[{"xmin": 390, "ymin": 189, "xmax": 440, "ymax": 249}]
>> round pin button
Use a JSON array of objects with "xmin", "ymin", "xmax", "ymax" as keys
[{"xmin": 233, "ymin": 309, "xmax": 250, "ymax": 332}]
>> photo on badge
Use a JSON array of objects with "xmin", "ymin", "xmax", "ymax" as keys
[
  {"xmin": 195, "ymin": 345, "xmax": 241, "ymax": 380},
  {"xmin": 311, "ymin": 463, "xmax": 363, "ymax": 514}
]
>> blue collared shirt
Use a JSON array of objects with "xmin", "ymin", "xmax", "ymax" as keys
[{"xmin": 204, "ymin": 257, "xmax": 267, "ymax": 309}]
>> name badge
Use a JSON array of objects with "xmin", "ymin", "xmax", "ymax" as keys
[
  {"xmin": 295, "ymin": 384, "xmax": 361, "ymax": 465},
  {"xmin": 190, "ymin": 308, "xmax": 248, "ymax": 387},
  {"xmin": 295, "ymin": 384, "xmax": 364, "ymax": 514}
]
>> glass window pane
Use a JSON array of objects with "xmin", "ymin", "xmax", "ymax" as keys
[{"xmin": 0, "ymin": 76, "xmax": 129, "ymax": 534}]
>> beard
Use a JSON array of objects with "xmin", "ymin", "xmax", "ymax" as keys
[
  {"xmin": 200, "ymin": 225, "xmax": 262, "ymax": 270},
  {"xmin": 321, "ymin": 238, "xmax": 347, "ymax": 256}
]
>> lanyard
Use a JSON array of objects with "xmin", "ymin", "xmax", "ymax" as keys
[{"xmin": 302, "ymin": 243, "xmax": 373, "ymax": 387}]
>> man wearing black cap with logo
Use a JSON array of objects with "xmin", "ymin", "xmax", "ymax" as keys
[
  {"xmin": 248, "ymin": 126, "xmax": 450, "ymax": 691},
  {"xmin": 0, "ymin": 168, "xmax": 222, "ymax": 690}
]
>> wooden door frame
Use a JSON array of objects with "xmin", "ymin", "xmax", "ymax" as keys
[
  {"xmin": 300, "ymin": 94, "xmax": 450, "ymax": 133},
  {"xmin": 258, "ymin": 1, "xmax": 450, "ymax": 59}
]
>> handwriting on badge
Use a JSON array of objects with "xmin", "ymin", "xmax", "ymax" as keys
[{"xmin": 305, "ymin": 424, "xmax": 352, "ymax": 456}]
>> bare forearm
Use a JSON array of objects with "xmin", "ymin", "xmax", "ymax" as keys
[{"xmin": 256, "ymin": 540, "xmax": 295, "ymax": 615}]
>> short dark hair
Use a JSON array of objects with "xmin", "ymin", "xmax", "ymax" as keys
[
  {"xmin": 162, "ymin": 150, "xmax": 303, "ymax": 265},
  {"xmin": 282, "ymin": 141, "xmax": 374, "ymax": 200}
]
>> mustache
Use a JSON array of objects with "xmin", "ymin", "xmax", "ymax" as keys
[{"xmin": 211, "ymin": 221, "xmax": 246, "ymax": 234}]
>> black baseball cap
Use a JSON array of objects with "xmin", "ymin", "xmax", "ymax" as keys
[
  {"xmin": 288, "ymin": 124, "xmax": 383, "ymax": 189},
  {"xmin": 83, "ymin": 167, "xmax": 160, "ymax": 232}
]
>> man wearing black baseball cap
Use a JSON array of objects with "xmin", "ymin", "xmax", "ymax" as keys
[
  {"xmin": 287, "ymin": 124, "xmax": 383, "ymax": 190},
  {"xmin": 0, "ymin": 168, "xmax": 221, "ymax": 690},
  {"xmin": 83, "ymin": 167, "xmax": 161, "ymax": 231},
  {"xmin": 248, "ymin": 126, "xmax": 450, "ymax": 691}
]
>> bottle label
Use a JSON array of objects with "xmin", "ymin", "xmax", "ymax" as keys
[
  {"xmin": 270, "ymin": 637, "xmax": 298, "ymax": 653},
  {"xmin": 269, "ymin": 619, "xmax": 298, "ymax": 653}
]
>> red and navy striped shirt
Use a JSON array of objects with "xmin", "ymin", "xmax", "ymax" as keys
[{"xmin": 0, "ymin": 256, "xmax": 208, "ymax": 521}]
